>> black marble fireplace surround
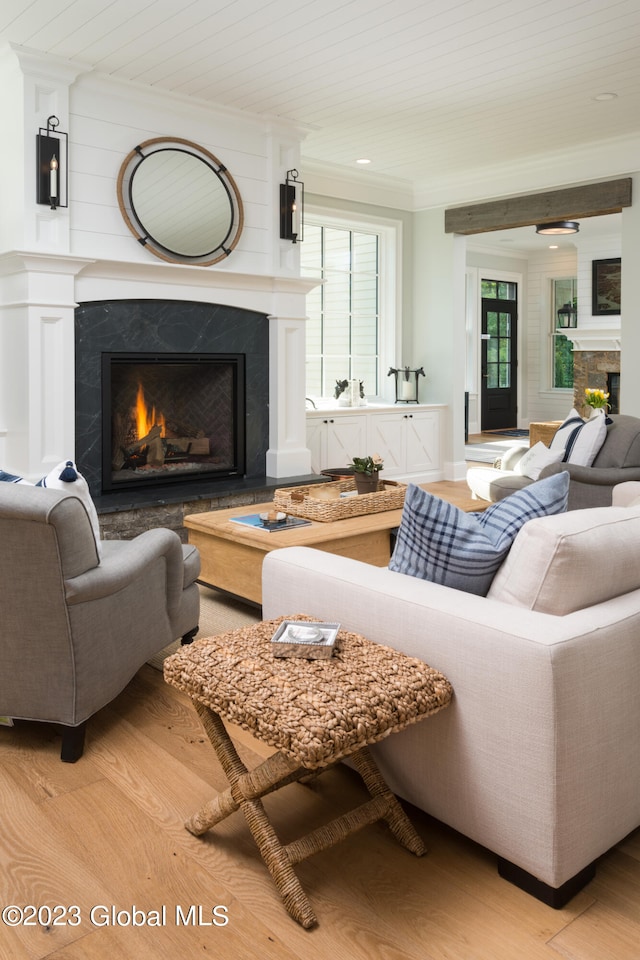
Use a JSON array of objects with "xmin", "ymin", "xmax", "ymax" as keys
[{"xmin": 75, "ymin": 299, "xmax": 270, "ymax": 508}]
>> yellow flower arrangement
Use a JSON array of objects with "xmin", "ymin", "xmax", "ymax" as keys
[{"xmin": 584, "ymin": 387, "xmax": 610, "ymax": 410}]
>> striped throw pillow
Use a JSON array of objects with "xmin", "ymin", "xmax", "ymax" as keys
[
  {"xmin": 389, "ymin": 472, "xmax": 570, "ymax": 596},
  {"xmin": 550, "ymin": 409, "xmax": 607, "ymax": 466}
]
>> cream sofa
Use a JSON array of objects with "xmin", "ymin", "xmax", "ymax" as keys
[{"xmin": 262, "ymin": 503, "xmax": 640, "ymax": 908}]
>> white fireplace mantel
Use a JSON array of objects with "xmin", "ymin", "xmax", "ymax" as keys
[
  {"xmin": 0, "ymin": 251, "xmax": 321, "ymax": 481},
  {"xmin": 566, "ymin": 326, "xmax": 621, "ymax": 352}
]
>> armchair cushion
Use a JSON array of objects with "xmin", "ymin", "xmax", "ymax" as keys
[
  {"xmin": 389, "ymin": 472, "xmax": 569, "ymax": 596},
  {"xmin": 550, "ymin": 409, "xmax": 607, "ymax": 466}
]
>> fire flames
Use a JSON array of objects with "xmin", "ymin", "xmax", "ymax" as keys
[{"xmin": 135, "ymin": 383, "xmax": 166, "ymax": 439}]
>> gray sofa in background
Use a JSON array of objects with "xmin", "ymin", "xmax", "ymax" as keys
[
  {"xmin": 467, "ymin": 414, "xmax": 640, "ymax": 508},
  {"xmin": 0, "ymin": 483, "xmax": 200, "ymax": 761}
]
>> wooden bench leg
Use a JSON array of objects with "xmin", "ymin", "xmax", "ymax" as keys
[
  {"xmin": 349, "ymin": 747, "xmax": 426, "ymax": 856},
  {"xmin": 187, "ymin": 701, "xmax": 317, "ymax": 929},
  {"xmin": 186, "ymin": 703, "xmax": 426, "ymax": 929}
]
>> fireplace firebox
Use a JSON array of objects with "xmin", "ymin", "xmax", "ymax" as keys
[{"xmin": 102, "ymin": 352, "xmax": 245, "ymax": 491}]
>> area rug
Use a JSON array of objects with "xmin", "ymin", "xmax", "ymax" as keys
[
  {"xmin": 465, "ymin": 438, "xmax": 528, "ymax": 464},
  {"xmin": 488, "ymin": 429, "xmax": 529, "ymax": 438},
  {"xmin": 147, "ymin": 584, "xmax": 260, "ymax": 670}
]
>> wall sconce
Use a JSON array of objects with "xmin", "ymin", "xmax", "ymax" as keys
[
  {"xmin": 388, "ymin": 366, "xmax": 425, "ymax": 403},
  {"xmin": 557, "ymin": 302, "xmax": 578, "ymax": 328},
  {"xmin": 280, "ymin": 169, "xmax": 304, "ymax": 243},
  {"xmin": 535, "ymin": 221, "xmax": 579, "ymax": 235},
  {"xmin": 36, "ymin": 115, "xmax": 68, "ymax": 210}
]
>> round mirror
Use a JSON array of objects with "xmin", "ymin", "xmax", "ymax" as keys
[{"xmin": 117, "ymin": 137, "xmax": 243, "ymax": 266}]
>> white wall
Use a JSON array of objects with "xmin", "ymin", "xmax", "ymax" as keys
[
  {"xmin": 524, "ymin": 247, "xmax": 577, "ymax": 423},
  {"xmin": 0, "ymin": 47, "xmax": 314, "ymax": 479}
]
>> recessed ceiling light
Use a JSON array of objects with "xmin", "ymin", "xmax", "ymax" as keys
[
  {"xmin": 593, "ymin": 92, "xmax": 618, "ymax": 101},
  {"xmin": 549, "ymin": 244, "xmax": 559, "ymax": 249},
  {"xmin": 356, "ymin": 158, "xmax": 371, "ymax": 164}
]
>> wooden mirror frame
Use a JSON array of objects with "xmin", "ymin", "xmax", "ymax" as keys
[{"xmin": 117, "ymin": 137, "xmax": 244, "ymax": 266}]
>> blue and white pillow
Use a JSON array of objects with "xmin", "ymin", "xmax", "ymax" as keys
[
  {"xmin": 0, "ymin": 470, "xmax": 31, "ymax": 484},
  {"xmin": 550, "ymin": 408, "xmax": 607, "ymax": 466},
  {"xmin": 389, "ymin": 472, "xmax": 570, "ymax": 596}
]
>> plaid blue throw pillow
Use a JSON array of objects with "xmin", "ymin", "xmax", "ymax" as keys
[{"xmin": 389, "ymin": 472, "xmax": 570, "ymax": 596}]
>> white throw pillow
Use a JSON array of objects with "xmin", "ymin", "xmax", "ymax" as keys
[
  {"xmin": 514, "ymin": 441, "xmax": 566, "ymax": 480},
  {"xmin": 549, "ymin": 408, "xmax": 607, "ymax": 467}
]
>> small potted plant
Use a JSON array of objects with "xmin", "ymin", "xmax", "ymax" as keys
[{"xmin": 349, "ymin": 454, "xmax": 384, "ymax": 495}]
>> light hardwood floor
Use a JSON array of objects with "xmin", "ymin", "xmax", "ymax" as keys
[{"xmin": 2, "ymin": 665, "xmax": 640, "ymax": 960}]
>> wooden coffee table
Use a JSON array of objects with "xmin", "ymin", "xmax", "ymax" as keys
[{"xmin": 185, "ymin": 501, "xmax": 403, "ymax": 604}]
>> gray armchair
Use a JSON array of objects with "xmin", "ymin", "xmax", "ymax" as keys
[
  {"xmin": 467, "ymin": 415, "xmax": 640, "ymax": 509},
  {"xmin": 0, "ymin": 483, "xmax": 200, "ymax": 761}
]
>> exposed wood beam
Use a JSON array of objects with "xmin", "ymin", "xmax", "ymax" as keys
[{"xmin": 444, "ymin": 178, "xmax": 632, "ymax": 235}]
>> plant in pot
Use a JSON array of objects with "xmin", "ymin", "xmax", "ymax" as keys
[{"xmin": 349, "ymin": 454, "xmax": 384, "ymax": 495}]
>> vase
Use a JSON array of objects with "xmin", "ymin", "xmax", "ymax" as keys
[{"xmin": 354, "ymin": 472, "xmax": 381, "ymax": 495}]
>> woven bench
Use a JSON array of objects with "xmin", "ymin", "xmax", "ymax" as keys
[{"xmin": 164, "ymin": 616, "xmax": 453, "ymax": 928}]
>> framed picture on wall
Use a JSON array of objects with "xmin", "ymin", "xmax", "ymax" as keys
[{"xmin": 592, "ymin": 258, "xmax": 621, "ymax": 316}]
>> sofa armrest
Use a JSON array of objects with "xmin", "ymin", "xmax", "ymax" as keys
[
  {"xmin": 541, "ymin": 461, "xmax": 640, "ymax": 486},
  {"xmin": 64, "ymin": 528, "xmax": 186, "ymax": 617},
  {"xmin": 498, "ymin": 443, "xmax": 529, "ymax": 471},
  {"xmin": 612, "ymin": 481, "xmax": 640, "ymax": 506}
]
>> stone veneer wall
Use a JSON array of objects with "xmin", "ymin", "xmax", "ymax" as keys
[
  {"xmin": 97, "ymin": 482, "xmax": 288, "ymax": 543},
  {"xmin": 572, "ymin": 350, "xmax": 620, "ymax": 414}
]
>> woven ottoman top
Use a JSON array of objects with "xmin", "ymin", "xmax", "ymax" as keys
[{"xmin": 164, "ymin": 616, "xmax": 453, "ymax": 769}]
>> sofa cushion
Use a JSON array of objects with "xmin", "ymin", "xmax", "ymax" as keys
[
  {"xmin": 389, "ymin": 472, "xmax": 569, "ymax": 596},
  {"xmin": 514, "ymin": 441, "xmax": 566, "ymax": 479},
  {"xmin": 488, "ymin": 505, "xmax": 640, "ymax": 614},
  {"xmin": 550, "ymin": 408, "xmax": 607, "ymax": 466}
]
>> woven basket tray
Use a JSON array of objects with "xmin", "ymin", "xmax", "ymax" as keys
[{"xmin": 274, "ymin": 479, "xmax": 406, "ymax": 522}]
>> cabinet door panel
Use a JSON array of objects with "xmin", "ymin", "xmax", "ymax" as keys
[
  {"xmin": 326, "ymin": 417, "xmax": 367, "ymax": 468},
  {"xmin": 405, "ymin": 412, "xmax": 440, "ymax": 474},
  {"xmin": 367, "ymin": 413, "xmax": 405, "ymax": 476}
]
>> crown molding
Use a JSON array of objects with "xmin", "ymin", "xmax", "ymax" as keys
[{"xmin": 302, "ymin": 159, "xmax": 414, "ymax": 211}]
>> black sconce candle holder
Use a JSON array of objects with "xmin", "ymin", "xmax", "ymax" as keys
[
  {"xmin": 280, "ymin": 168, "xmax": 304, "ymax": 243},
  {"xmin": 36, "ymin": 115, "xmax": 68, "ymax": 210},
  {"xmin": 388, "ymin": 366, "xmax": 425, "ymax": 403}
]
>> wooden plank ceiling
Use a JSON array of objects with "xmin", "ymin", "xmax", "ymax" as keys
[{"xmin": 1, "ymin": 0, "xmax": 640, "ymax": 195}]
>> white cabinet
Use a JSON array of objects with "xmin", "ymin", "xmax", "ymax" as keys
[
  {"xmin": 306, "ymin": 405, "xmax": 444, "ymax": 482},
  {"xmin": 306, "ymin": 414, "xmax": 367, "ymax": 474},
  {"xmin": 368, "ymin": 409, "xmax": 442, "ymax": 479}
]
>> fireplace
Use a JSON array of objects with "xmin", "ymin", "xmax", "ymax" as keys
[
  {"xmin": 75, "ymin": 299, "xmax": 270, "ymax": 498},
  {"xmin": 102, "ymin": 352, "xmax": 245, "ymax": 491},
  {"xmin": 572, "ymin": 349, "xmax": 620, "ymax": 416}
]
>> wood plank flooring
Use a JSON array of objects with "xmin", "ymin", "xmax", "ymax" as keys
[{"xmin": 2, "ymin": 666, "xmax": 639, "ymax": 960}]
